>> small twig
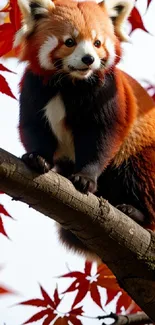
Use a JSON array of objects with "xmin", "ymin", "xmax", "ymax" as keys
[{"xmin": 98, "ymin": 312, "xmax": 152, "ymax": 325}]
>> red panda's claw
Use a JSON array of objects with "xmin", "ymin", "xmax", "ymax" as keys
[{"xmin": 21, "ymin": 152, "xmax": 51, "ymax": 174}]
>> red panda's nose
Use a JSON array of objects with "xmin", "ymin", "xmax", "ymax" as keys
[{"xmin": 82, "ymin": 55, "xmax": 95, "ymax": 66}]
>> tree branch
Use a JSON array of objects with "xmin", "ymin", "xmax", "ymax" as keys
[
  {"xmin": 0, "ymin": 148, "xmax": 155, "ymax": 320},
  {"xmin": 98, "ymin": 312, "xmax": 152, "ymax": 325}
]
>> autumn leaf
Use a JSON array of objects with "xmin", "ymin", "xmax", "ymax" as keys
[
  {"xmin": 54, "ymin": 317, "xmax": 68, "ymax": 325},
  {"xmin": 54, "ymin": 285, "xmax": 61, "ymax": 306},
  {"xmin": 0, "ymin": 0, "xmax": 21, "ymax": 58},
  {"xmin": 0, "ymin": 63, "xmax": 16, "ymax": 74},
  {"xmin": 0, "ymin": 1, "xmax": 11, "ymax": 13},
  {"xmin": 96, "ymin": 264, "xmax": 140, "ymax": 313},
  {"xmin": 128, "ymin": 7, "xmax": 148, "ymax": 34},
  {"xmin": 116, "ymin": 291, "xmax": 134, "ymax": 313},
  {"xmin": 0, "ymin": 286, "xmax": 11, "ymax": 294},
  {"xmin": 90, "ymin": 281, "xmax": 102, "ymax": 308},
  {"xmin": 21, "ymin": 286, "xmax": 60, "ymax": 309},
  {"xmin": 20, "ymin": 286, "xmax": 61, "ymax": 325},
  {"xmin": 126, "ymin": 300, "xmax": 141, "ymax": 314},
  {"xmin": 96, "ymin": 264, "xmax": 118, "ymax": 291},
  {"xmin": 53, "ymin": 307, "xmax": 83, "ymax": 325},
  {"xmin": 0, "ymin": 202, "xmax": 13, "ymax": 238},
  {"xmin": 146, "ymin": 0, "xmax": 152, "ymax": 9},
  {"xmin": 43, "ymin": 314, "xmax": 57, "ymax": 325},
  {"xmin": 0, "ymin": 74, "xmax": 16, "ymax": 99},
  {"xmin": 9, "ymin": 0, "xmax": 21, "ymax": 31},
  {"xmin": 0, "ymin": 266, "xmax": 14, "ymax": 295},
  {"xmin": 23, "ymin": 308, "xmax": 53, "ymax": 325},
  {"xmin": 21, "ymin": 287, "xmax": 83, "ymax": 325},
  {"xmin": 20, "ymin": 298, "xmax": 48, "ymax": 308},
  {"xmin": 40, "ymin": 285, "xmax": 58, "ymax": 309},
  {"xmin": 95, "ymin": 264, "xmax": 119, "ymax": 305},
  {"xmin": 62, "ymin": 261, "xmax": 132, "ymax": 310},
  {"xmin": 0, "ymin": 216, "xmax": 8, "ymax": 237},
  {"xmin": 84, "ymin": 260, "xmax": 92, "ymax": 274},
  {"xmin": 64, "ymin": 306, "xmax": 83, "ymax": 325},
  {"xmin": 0, "ymin": 23, "xmax": 15, "ymax": 57},
  {"xmin": 0, "ymin": 203, "xmax": 12, "ymax": 237},
  {"xmin": 60, "ymin": 261, "xmax": 103, "ymax": 309},
  {"xmin": 0, "ymin": 204, "xmax": 12, "ymax": 218}
]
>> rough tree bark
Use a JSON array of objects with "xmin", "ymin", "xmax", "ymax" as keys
[{"xmin": 0, "ymin": 148, "xmax": 155, "ymax": 321}]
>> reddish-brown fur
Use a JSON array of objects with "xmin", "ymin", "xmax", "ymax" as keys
[
  {"xmin": 17, "ymin": 0, "xmax": 120, "ymax": 75},
  {"xmin": 16, "ymin": 0, "xmax": 155, "ymax": 260}
]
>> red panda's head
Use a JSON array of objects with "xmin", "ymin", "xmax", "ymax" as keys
[{"xmin": 15, "ymin": 0, "xmax": 134, "ymax": 79}]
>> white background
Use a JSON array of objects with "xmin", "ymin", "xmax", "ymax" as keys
[{"xmin": 0, "ymin": 0, "xmax": 155, "ymax": 324}]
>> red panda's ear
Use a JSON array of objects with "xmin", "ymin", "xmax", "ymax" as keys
[
  {"xmin": 99, "ymin": 0, "xmax": 135, "ymax": 42},
  {"xmin": 18, "ymin": 0, "xmax": 55, "ymax": 21},
  {"xmin": 14, "ymin": 0, "xmax": 55, "ymax": 47}
]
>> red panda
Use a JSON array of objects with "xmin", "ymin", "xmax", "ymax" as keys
[{"xmin": 15, "ymin": 0, "xmax": 155, "ymax": 259}]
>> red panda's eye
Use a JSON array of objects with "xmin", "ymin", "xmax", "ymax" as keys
[
  {"xmin": 94, "ymin": 40, "xmax": 101, "ymax": 48},
  {"xmin": 65, "ymin": 38, "xmax": 76, "ymax": 47}
]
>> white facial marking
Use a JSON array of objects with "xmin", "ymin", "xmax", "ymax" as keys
[
  {"xmin": 98, "ymin": 35, "xmax": 104, "ymax": 43},
  {"xmin": 63, "ymin": 35, "xmax": 72, "ymax": 42},
  {"xmin": 105, "ymin": 38, "xmax": 116, "ymax": 67},
  {"xmin": 63, "ymin": 40, "xmax": 101, "ymax": 78},
  {"xmin": 91, "ymin": 30, "xmax": 96, "ymax": 39},
  {"xmin": 44, "ymin": 94, "xmax": 75, "ymax": 161},
  {"xmin": 69, "ymin": 69, "xmax": 92, "ymax": 80},
  {"xmin": 73, "ymin": 28, "xmax": 79, "ymax": 38},
  {"xmin": 38, "ymin": 36, "xmax": 58, "ymax": 70}
]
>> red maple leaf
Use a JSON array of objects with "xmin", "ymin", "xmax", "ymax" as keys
[
  {"xmin": 43, "ymin": 314, "xmax": 58, "ymax": 325},
  {"xmin": 0, "ymin": 74, "xmax": 16, "ymax": 99},
  {"xmin": 116, "ymin": 291, "xmax": 134, "ymax": 313},
  {"xmin": 125, "ymin": 300, "xmax": 141, "ymax": 314},
  {"xmin": 95, "ymin": 264, "xmax": 119, "ymax": 305},
  {"xmin": 23, "ymin": 309, "xmax": 55, "ymax": 325},
  {"xmin": 0, "ymin": 203, "xmax": 13, "ymax": 238},
  {"xmin": 9, "ymin": 0, "xmax": 21, "ymax": 31},
  {"xmin": 0, "ymin": 0, "xmax": 21, "ymax": 58},
  {"xmin": 61, "ymin": 261, "xmax": 136, "ymax": 311},
  {"xmin": 0, "ymin": 216, "xmax": 8, "ymax": 238},
  {"xmin": 0, "ymin": 204, "xmax": 12, "ymax": 218},
  {"xmin": 0, "ymin": 59, "xmax": 16, "ymax": 101},
  {"xmin": 0, "ymin": 23, "xmax": 15, "ymax": 57},
  {"xmin": 60, "ymin": 261, "xmax": 103, "ymax": 309},
  {"xmin": 0, "ymin": 286, "xmax": 12, "ymax": 294},
  {"xmin": 0, "ymin": 63, "xmax": 16, "ymax": 74},
  {"xmin": 146, "ymin": 0, "xmax": 152, "ymax": 9},
  {"xmin": 0, "ymin": 1, "xmax": 11, "ymax": 13},
  {"xmin": 20, "ymin": 286, "xmax": 61, "ymax": 325},
  {"xmin": 53, "ymin": 307, "xmax": 83, "ymax": 325},
  {"xmin": 129, "ymin": 7, "xmax": 148, "ymax": 34},
  {"xmin": 0, "ymin": 266, "xmax": 14, "ymax": 295},
  {"xmin": 96, "ymin": 264, "xmax": 140, "ymax": 313}
]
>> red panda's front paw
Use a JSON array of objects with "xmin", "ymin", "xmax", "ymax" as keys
[
  {"xmin": 22, "ymin": 152, "xmax": 51, "ymax": 174},
  {"xmin": 116, "ymin": 204, "xmax": 145, "ymax": 225},
  {"xmin": 70, "ymin": 174, "xmax": 97, "ymax": 194}
]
